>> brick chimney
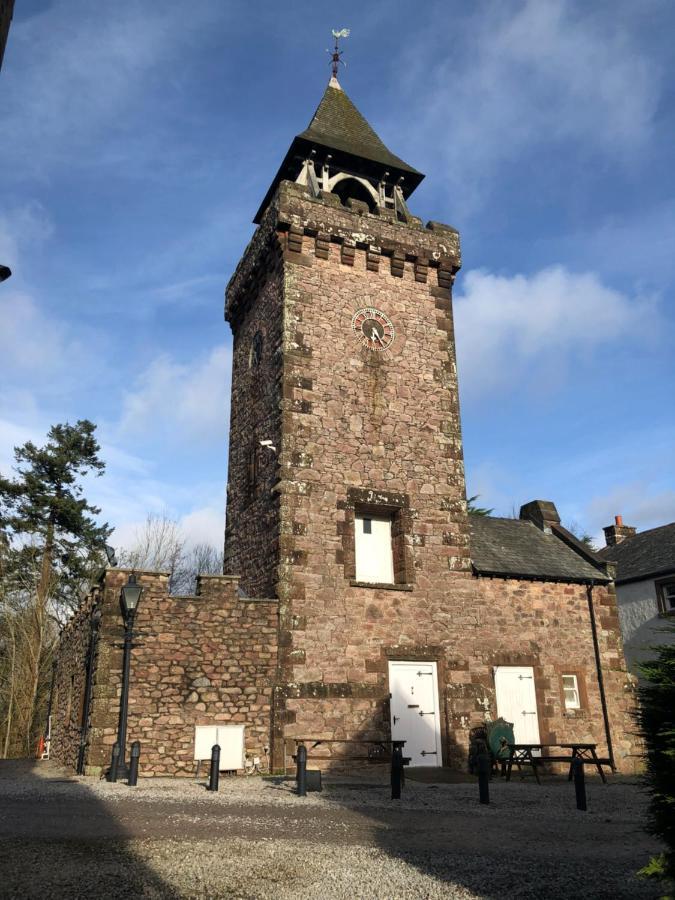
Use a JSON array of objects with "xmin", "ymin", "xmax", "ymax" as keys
[
  {"xmin": 519, "ymin": 500, "xmax": 561, "ymax": 533},
  {"xmin": 603, "ymin": 515, "xmax": 637, "ymax": 547}
]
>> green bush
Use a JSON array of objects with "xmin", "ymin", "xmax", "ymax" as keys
[{"xmin": 638, "ymin": 623, "xmax": 675, "ymax": 893}]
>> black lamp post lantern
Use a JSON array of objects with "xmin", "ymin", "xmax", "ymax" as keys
[{"xmin": 107, "ymin": 574, "xmax": 143, "ymax": 782}]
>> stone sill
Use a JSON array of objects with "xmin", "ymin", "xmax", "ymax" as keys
[{"xmin": 349, "ymin": 580, "xmax": 414, "ymax": 592}]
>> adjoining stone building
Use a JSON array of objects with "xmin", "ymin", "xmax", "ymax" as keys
[
  {"xmin": 598, "ymin": 516, "xmax": 675, "ymax": 675},
  {"xmin": 51, "ymin": 75, "xmax": 639, "ymax": 776}
]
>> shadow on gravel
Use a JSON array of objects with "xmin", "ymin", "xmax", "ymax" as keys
[
  {"xmin": 308, "ymin": 769, "xmax": 658, "ymax": 900},
  {"xmin": 0, "ymin": 759, "xmax": 179, "ymax": 899}
]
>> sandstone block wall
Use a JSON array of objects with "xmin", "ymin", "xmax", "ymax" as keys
[
  {"xmin": 224, "ymin": 225, "xmax": 284, "ymax": 598},
  {"xmin": 225, "ymin": 181, "xmax": 638, "ymax": 774},
  {"xmin": 53, "ymin": 569, "xmax": 278, "ymax": 777},
  {"xmin": 51, "ymin": 588, "xmax": 100, "ymax": 771}
]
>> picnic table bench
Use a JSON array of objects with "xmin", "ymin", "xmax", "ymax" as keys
[
  {"xmin": 292, "ymin": 738, "xmax": 406, "ymax": 763},
  {"xmin": 506, "ymin": 743, "xmax": 611, "ymax": 784}
]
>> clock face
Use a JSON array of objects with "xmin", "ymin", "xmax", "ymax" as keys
[{"xmin": 351, "ymin": 307, "xmax": 395, "ymax": 352}]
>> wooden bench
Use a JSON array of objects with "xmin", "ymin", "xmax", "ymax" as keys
[{"xmin": 506, "ymin": 743, "xmax": 612, "ymax": 784}]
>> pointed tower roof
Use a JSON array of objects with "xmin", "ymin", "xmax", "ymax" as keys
[
  {"xmin": 253, "ymin": 78, "xmax": 424, "ymax": 223},
  {"xmin": 297, "ymin": 77, "xmax": 420, "ymax": 176}
]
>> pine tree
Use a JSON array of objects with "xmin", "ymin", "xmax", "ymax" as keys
[
  {"xmin": 0, "ymin": 420, "xmax": 111, "ymax": 754},
  {"xmin": 638, "ymin": 627, "xmax": 675, "ymax": 889},
  {"xmin": 467, "ymin": 495, "xmax": 494, "ymax": 517}
]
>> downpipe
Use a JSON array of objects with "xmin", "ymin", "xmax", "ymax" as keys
[{"xmin": 586, "ymin": 582, "xmax": 616, "ymax": 772}]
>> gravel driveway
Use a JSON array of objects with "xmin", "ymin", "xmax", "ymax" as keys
[{"xmin": 0, "ymin": 760, "xmax": 664, "ymax": 899}]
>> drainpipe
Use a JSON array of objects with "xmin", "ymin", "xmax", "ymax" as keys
[
  {"xmin": 586, "ymin": 582, "xmax": 616, "ymax": 771},
  {"xmin": 76, "ymin": 606, "xmax": 102, "ymax": 775}
]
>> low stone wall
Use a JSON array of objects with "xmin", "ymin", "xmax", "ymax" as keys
[
  {"xmin": 51, "ymin": 589, "xmax": 100, "ymax": 771},
  {"xmin": 53, "ymin": 568, "xmax": 278, "ymax": 777}
]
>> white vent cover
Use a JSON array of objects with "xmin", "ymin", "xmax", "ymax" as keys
[{"xmin": 194, "ymin": 725, "xmax": 245, "ymax": 769}]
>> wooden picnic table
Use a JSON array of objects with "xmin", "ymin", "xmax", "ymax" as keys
[
  {"xmin": 292, "ymin": 738, "xmax": 406, "ymax": 763},
  {"xmin": 506, "ymin": 743, "xmax": 611, "ymax": 784}
]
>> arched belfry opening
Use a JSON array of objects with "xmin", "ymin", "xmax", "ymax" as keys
[
  {"xmin": 330, "ymin": 175, "xmax": 377, "ymax": 211},
  {"xmin": 253, "ymin": 75, "xmax": 424, "ymax": 224}
]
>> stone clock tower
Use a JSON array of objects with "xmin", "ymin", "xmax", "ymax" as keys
[
  {"xmin": 224, "ymin": 74, "xmax": 471, "ymax": 770},
  {"xmin": 47, "ymin": 69, "xmax": 638, "ymax": 781}
]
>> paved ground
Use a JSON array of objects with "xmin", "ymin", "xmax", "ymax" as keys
[{"xmin": 0, "ymin": 760, "xmax": 665, "ymax": 899}]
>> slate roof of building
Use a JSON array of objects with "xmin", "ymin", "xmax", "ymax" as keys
[
  {"xmin": 597, "ymin": 522, "xmax": 675, "ymax": 583},
  {"xmin": 296, "ymin": 79, "xmax": 422, "ymax": 176},
  {"xmin": 470, "ymin": 515, "xmax": 611, "ymax": 583}
]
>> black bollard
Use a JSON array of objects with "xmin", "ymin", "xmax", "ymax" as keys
[
  {"xmin": 128, "ymin": 741, "xmax": 141, "ymax": 787},
  {"xmin": 391, "ymin": 742, "xmax": 404, "ymax": 800},
  {"xmin": 573, "ymin": 757, "xmax": 587, "ymax": 811},
  {"xmin": 477, "ymin": 752, "xmax": 491, "ymax": 805},
  {"xmin": 108, "ymin": 743, "xmax": 120, "ymax": 783},
  {"xmin": 208, "ymin": 744, "xmax": 221, "ymax": 792},
  {"xmin": 296, "ymin": 743, "xmax": 307, "ymax": 797}
]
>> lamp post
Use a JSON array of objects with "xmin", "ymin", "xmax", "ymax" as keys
[{"xmin": 107, "ymin": 574, "xmax": 142, "ymax": 782}]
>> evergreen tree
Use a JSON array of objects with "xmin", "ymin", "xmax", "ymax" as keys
[
  {"xmin": 467, "ymin": 494, "xmax": 494, "ymax": 517},
  {"xmin": 638, "ymin": 627, "xmax": 675, "ymax": 890},
  {"xmin": 0, "ymin": 420, "xmax": 111, "ymax": 754}
]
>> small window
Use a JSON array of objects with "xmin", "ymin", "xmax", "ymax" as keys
[
  {"xmin": 657, "ymin": 580, "xmax": 675, "ymax": 615},
  {"xmin": 66, "ymin": 675, "xmax": 75, "ymax": 723},
  {"xmin": 249, "ymin": 331, "xmax": 263, "ymax": 369},
  {"xmin": 355, "ymin": 513, "xmax": 394, "ymax": 584},
  {"xmin": 562, "ymin": 674, "xmax": 580, "ymax": 710},
  {"xmin": 247, "ymin": 445, "xmax": 259, "ymax": 493}
]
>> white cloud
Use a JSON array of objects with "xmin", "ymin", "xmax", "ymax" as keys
[
  {"xmin": 179, "ymin": 504, "xmax": 225, "ymax": 550},
  {"xmin": 118, "ymin": 343, "xmax": 231, "ymax": 443},
  {"xmin": 0, "ymin": 202, "xmax": 54, "ymax": 272},
  {"xmin": 454, "ymin": 265, "xmax": 657, "ymax": 396},
  {"xmin": 0, "ymin": 289, "xmax": 82, "ymax": 375},
  {"xmin": 587, "ymin": 484, "xmax": 675, "ymax": 539},
  {"xmin": 1, "ymin": 1, "xmax": 223, "ymax": 174},
  {"xmin": 398, "ymin": 0, "xmax": 661, "ymax": 211}
]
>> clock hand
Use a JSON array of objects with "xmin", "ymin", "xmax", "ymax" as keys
[{"xmin": 371, "ymin": 327, "xmax": 384, "ymax": 344}]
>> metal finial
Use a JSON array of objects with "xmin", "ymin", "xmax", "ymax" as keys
[{"xmin": 328, "ymin": 28, "xmax": 350, "ymax": 78}]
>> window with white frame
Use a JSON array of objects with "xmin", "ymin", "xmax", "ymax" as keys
[
  {"xmin": 657, "ymin": 580, "xmax": 675, "ymax": 615},
  {"xmin": 354, "ymin": 513, "xmax": 394, "ymax": 584},
  {"xmin": 562, "ymin": 674, "xmax": 581, "ymax": 710}
]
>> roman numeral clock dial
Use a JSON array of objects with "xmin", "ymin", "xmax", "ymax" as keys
[{"xmin": 351, "ymin": 307, "xmax": 395, "ymax": 353}]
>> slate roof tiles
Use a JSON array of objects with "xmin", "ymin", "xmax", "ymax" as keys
[
  {"xmin": 297, "ymin": 79, "xmax": 421, "ymax": 176},
  {"xmin": 597, "ymin": 522, "xmax": 675, "ymax": 583},
  {"xmin": 470, "ymin": 515, "xmax": 611, "ymax": 583}
]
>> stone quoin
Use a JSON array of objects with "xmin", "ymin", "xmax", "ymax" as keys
[{"xmin": 51, "ymin": 71, "xmax": 639, "ymax": 776}]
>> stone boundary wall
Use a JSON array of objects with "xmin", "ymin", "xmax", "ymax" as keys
[
  {"xmin": 53, "ymin": 568, "xmax": 278, "ymax": 777},
  {"xmin": 51, "ymin": 588, "xmax": 100, "ymax": 770}
]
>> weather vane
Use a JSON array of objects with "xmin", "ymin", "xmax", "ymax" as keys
[{"xmin": 328, "ymin": 28, "xmax": 350, "ymax": 78}]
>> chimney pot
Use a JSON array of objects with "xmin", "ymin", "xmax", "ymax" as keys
[{"xmin": 615, "ymin": 515, "xmax": 623, "ymax": 527}]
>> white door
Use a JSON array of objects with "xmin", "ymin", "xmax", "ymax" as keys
[
  {"xmin": 494, "ymin": 666, "xmax": 541, "ymax": 745},
  {"xmin": 388, "ymin": 661, "xmax": 442, "ymax": 767},
  {"xmin": 355, "ymin": 514, "xmax": 394, "ymax": 583}
]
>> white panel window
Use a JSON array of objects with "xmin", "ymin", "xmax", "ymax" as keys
[
  {"xmin": 355, "ymin": 514, "xmax": 394, "ymax": 584},
  {"xmin": 562, "ymin": 674, "xmax": 581, "ymax": 710}
]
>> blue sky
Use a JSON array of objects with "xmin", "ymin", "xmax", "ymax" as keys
[{"xmin": 1, "ymin": 0, "xmax": 674, "ymax": 553}]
